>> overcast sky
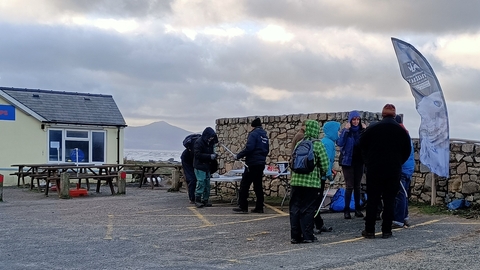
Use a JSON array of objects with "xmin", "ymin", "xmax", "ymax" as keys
[{"xmin": 1, "ymin": 0, "xmax": 479, "ymax": 140}]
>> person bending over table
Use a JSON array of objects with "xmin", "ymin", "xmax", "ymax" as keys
[
  {"xmin": 193, "ymin": 127, "xmax": 218, "ymax": 208},
  {"xmin": 232, "ymin": 117, "xmax": 270, "ymax": 214}
]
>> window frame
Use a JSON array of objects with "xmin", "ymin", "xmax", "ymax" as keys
[{"xmin": 47, "ymin": 128, "xmax": 106, "ymax": 164}]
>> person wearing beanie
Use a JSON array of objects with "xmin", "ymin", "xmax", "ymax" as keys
[
  {"xmin": 393, "ymin": 115, "xmax": 415, "ymax": 229},
  {"xmin": 359, "ymin": 104, "xmax": 412, "ymax": 239},
  {"xmin": 233, "ymin": 117, "xmax": 270, "ymax": 214},
  {"xmin": 336, "ymin": 110, "xmax": 367, "ymax": 219},
  {"xmin": 251, "ymin": 117, "xmax": 262, "ymax": 127}
]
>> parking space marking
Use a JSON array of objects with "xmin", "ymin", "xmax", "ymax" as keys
[
  {"xmin": 188, "ymin": 206, "xmax": 214, "ymax": 226},
  {"xmin": 104, "ymin": 214, "xmax": 114, "ymax": 240}
]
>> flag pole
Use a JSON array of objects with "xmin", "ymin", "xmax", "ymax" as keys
[{"xmin": 431, "ymin": 172, "xmax": 436, "ymax": 206}]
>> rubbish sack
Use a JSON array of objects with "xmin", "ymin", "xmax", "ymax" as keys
[{"xmin": 447, "ymin": 199, "xmax": 471, "ymax": 210}]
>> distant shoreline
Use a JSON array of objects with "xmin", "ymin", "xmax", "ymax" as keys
[{"xmin": 124, "ymin": 149, "xmax": 182, "ymax": 162}]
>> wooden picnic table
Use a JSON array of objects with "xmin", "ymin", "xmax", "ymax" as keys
[
  {"xmin": 37, "ymin": 164, "xmax": 122, "ymax": 196},
  {"xmin": 135, "ymin": 163, "xmax": 182, "ymax": 189},
  {"xmin": 10, "ymin": 163, "xmax": 82, "ymax": 190}
]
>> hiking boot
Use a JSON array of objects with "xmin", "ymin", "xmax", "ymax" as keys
[
  {"xmin": 320, "ymin": 226, "xmax": 333, "ymax": 232},
  {"xmin": 291, "ymin": 239, "xmax": 302, "ymax": 244},
  {"xmin": 392, "ymin": 223, "xmax": 404, "ymax": 229},
  {"xmin": 232, "ymin": 207, "xmax": 248, "ymax": 214},
  {"xmin": 303, "ymin": 236, "xmax": 318, "ymax": 243},
  {"xmin": 355, "ymin": 210, "xmax": 364, "ymax": 218},
  {"xmin": 382, "ymin": 232, "xmax": 393, "ymax": 239},
  {"xmin": 202, "ymin": 201, "xmax": 213, "ymax": 207},
  {"xmin": 250, "ymin": 208, "xmax": 264, "ymax": 213},
  {"xmin": 361, "ymin": 230, "xmax": 375, "ymax": 239},
  {"xmin": 344, "ymin": 212, "xmax": 352, "ymax": 219},
  {"xmin": 195, "ymin": 196, "xmax": 204, "ymax": 208}
]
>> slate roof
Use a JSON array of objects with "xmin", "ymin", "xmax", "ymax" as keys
[{"xmin": 0, "ymin": 87, "xmax": 127, "ymax": 127}]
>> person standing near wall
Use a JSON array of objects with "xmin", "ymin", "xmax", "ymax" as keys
[
  {"xmin": 181, "ymin": 134, "xmax": 201, "ymax": 204},
  {"xmin": 233, "ymin": 118, "xmax": 270, "ymax": 213},
  {"xmin": 289, "ymin": 120, "xmax": 329, "ymax": 243},
  {"xmin": 336, "ymin": 110, "xmax": 366, "ymax": 219},
  {"xmin": 314, "ymin": 120, "xmax": 341, "ymax": 234},
  {"xmin": 359, "ymin": 104, "xmax": 411, "ymax": 239},
  {"xmin": 393, "ymin": 115, "xmax": 415, "ymax": 228},
  {"xmin": 290, "ymin": 120, "xmax": 306, "ymax": 155},
  {"xmin": 193, "ymin": 127, "xmax": 218, "ymax": 208}
]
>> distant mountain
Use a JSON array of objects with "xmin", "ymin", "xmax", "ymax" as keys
[{"xmin": 124, "ymin": 121, "xmax": 195, "ymax": 151}]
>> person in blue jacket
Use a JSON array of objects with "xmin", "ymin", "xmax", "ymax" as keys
[
  {"xmin": 314, "ymin": 121, "xmax": 340, "ymax": 234},
  {"xmin": 336, "ymin": 110, "xmax": 366, "ymax": 219},
  {"xmin": 393, "ymin": 115, "xmax": 415, "ymax": 228},
  {"xmin": 233, "ymin": 118, "xmax": 270, "ymax": 213}
]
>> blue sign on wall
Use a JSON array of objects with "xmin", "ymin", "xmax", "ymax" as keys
[{"xmin": 0, "ymin": 105, "xmax": 15, "ymax": 121}]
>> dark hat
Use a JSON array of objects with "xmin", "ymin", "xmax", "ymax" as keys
[
  {"xmin": 382, "ymin": 104, "xmax": 396, "ymax": 118},
  {"xmin": 395, "ymin": 115, "xmax": 402, "ymax": 123},
  {"xmin": 251, "ymin": 118, "xmax": 262, "ymax": 127}
]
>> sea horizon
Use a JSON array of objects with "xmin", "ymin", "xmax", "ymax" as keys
[{"xmin": 124, "ymin": 149, "xmax": 182, "ymax": 162}]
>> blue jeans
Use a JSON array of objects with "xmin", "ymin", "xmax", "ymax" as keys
[
  {"xmin": 393, "ymin": 173, "xmax": 411, "ymax": 225},
  {"xmin": 194, "ymin": 169, "xmax": 211, "ymax": 202}
]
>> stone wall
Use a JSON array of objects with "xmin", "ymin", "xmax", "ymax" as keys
[{"xmin": 214, "ymin": 112, "xmax": 480, "ymax": 206}]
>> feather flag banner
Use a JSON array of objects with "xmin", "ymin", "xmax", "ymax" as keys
[{"xmin": 391, "ymin": 37, "xmax": 449, "ymax": 178}]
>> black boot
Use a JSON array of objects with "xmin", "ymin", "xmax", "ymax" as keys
[
  {"xmin": 202, "ymin": 200, "xmax": 212, "ymax": 207},
  {"xmin": 344, "ymin": 207, "xmax": 351, "ymax": 219},
  {"xmin": 195, "ymin": 196, "xmax": 204, "ymax": 208}
]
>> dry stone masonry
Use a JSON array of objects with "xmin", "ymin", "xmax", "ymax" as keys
[{"xmin": 214, "ymin": 112, "xmax": 480, "ymax": 206}]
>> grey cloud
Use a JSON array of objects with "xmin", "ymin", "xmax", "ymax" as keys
[{"xmin": 242, "ymin": 0, "xmax": 480, "ymax": 34}]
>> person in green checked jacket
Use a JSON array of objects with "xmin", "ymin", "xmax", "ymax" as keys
[{"xmin": 289, "ymin": 119, "xmax": 329, "ymax": 244}]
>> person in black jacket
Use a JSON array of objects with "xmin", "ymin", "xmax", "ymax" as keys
[
  {"xmin": 359, "ymin": 104, "xmax": 412, "ymax": 239},
  {"xmin": 233, "ymin": 118, "xmax": 270, "ymax": 213},
  {"xmin": 181, "ymin": 134, "xmax": 201, "ymax": 204},
  {"xmin": 193, "ymin": 127, "xmax": 218, "ymax": 208}
]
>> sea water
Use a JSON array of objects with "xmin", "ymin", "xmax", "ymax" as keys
[{"xmin": 124, "ymin": 149, "xmax": 182, "ymax": 162}]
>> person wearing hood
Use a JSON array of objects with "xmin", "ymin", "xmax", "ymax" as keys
[
  {"xmin": 193, "ymin": 127, "xmax": 219, "ymax": 208},
  {"xmin": 289, "ymin": 120, "xmax": 329, "ymax": 244},
  {"xmin": 314, "ymin": 121, "xmax": 341, "ymax": 234},
  {"xmin": 232, "ymin": 117, "xmax": 270, "ymax": 214},
  {"xmin": 336, "ymin": 110, "xmax": 366, "ymax": 219},
  {"xmin": 393, "ymin": 114, "xmax": 415, "ymax": 229},
  {"xmin": 359, "ymin": 104, "xmax": 411, "ymax": 239}
]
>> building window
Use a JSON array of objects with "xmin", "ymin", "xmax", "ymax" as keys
[{"xmin": 48, "ymin": 129, "xmax": 106, "ymax": 163}]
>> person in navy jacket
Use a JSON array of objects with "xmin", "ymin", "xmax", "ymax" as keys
[{"xmin": 233, "ymin": 118, "xmax": 270, "ymax": 213}]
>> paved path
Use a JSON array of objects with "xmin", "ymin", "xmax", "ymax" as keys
[{"xmin": 1, "ymin": 185, "xmax": 480, "ymax": 270}]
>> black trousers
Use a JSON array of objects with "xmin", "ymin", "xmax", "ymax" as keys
[
  {"xmin": 364, "ymin": 171, "xmax": 400, "ymax": 234},
  {"xmin": 238, "ymin": 164, "xmax": 264, "ymax": 210},
  {"xmin": 289, "ymin": 186, "xmax": 319, "ymax": 241},
  {"xmin": 342, "ymin": 162, "xmax": 364, "ymax": 211}
]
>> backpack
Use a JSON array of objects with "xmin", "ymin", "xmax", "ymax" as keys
[
  {"xmin": 183, "ymin": 134, "xmax": 201, "ymax": 150},
  {"xmin": 290, "ymin": 139, "xmax": 319, "ymax": 174}
]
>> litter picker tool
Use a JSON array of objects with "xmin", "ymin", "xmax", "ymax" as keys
[
  {"xmin": 220, "ymin": 143, "xmax": 248, "ymax": 168},
  {"xmin": 314, "ymin": 170, "xmax": 337, "ymax": 218}
]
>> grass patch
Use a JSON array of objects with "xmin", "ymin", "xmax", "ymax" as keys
[
  {"xmin": 410, "ymin": 201, "xmax": 449, "ymax": 215},
  {"xmin": 410, "ymin": 201, "xmax": 480, "ymax": 220}
]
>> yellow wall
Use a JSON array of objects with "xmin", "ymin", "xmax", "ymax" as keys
[
  {"xmin": 0, "ymin": 100, "xmax": 48, "ymax": 185},
  {"xmin": 0, "ymin": 98, "xmax": 125, "ymax": 186}
]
